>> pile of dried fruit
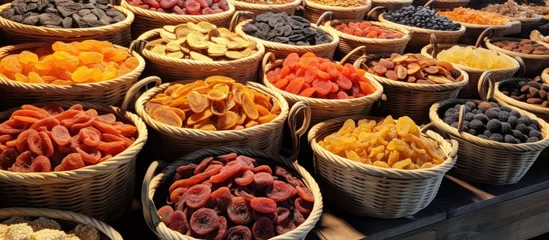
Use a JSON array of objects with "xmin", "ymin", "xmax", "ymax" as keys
[
  {"xmin": 500, "ymin": 77, "xmax": 549, "ymax": 107},
  {"xmin": 126, "ymin": 0, "xmax": 230, "ymax": 14},
  {"xmin": 241, "ymin": 12, "xmax": 331, "ymax": 46},
  {"xmin": 492, "ymin": 39, "xmax": 549, "ymax": 55},
  {"xmin": 384, "ymin": 6, "xmax": 461, "ymax": 31},
  {"xmin": 333, "ymin": 21, "xmax": 404, "ymax": 39},
  {"xmin": 146, "ymin": 22, "xmax": 258, "ymax": 61},
  {"xmin": 0, "ymin": 216, "xmax": 100, "ymax": 240},
  {"xmin": 319, "ymin": 116, "xmax": 445, "ymax": 169},
  {"xmin": 308, "ymin": 0, "xmax": 367, "ymax": 7},
  {"xmin": 436, "ymin": 46, "xmax": 516, "ymax": 69},
  {"xmin": 236, "ymin": 0, "xmax": 294, "ymax": 4},
  {"xmin": 481, "ymin": 0, "xmax": 538, "ymax": 18},
  {"xmin": 0, "ymin": 103, "xmax": 137, "ymax": 172},
  {"xmin": 0, "ymin": 0, "xmax": 126, "ymax": 28},
  {"xmin": 524, "ymin": 2, "xmax": 549, "ymax": 17},
  {"xmin": 438, "ymin": 7, "xmax": 510, "ymax": 25},
  {"xmin": 0, "ymin": 40, "xmax": 139, "ymax": 85},
  {"xmin": 364, "ymin": 53, "xmax": 464, "ymax": 84},
  {"xmin": 442, "ymin": 101, "xmax": 542, "ymax": 143},
  {"xmin": 266, "ymin": 53, "xmax": 377, "ymax": 99},
  {"xmin": 158, "ymin": 153, "xmax": 315, "ymax": 238},
  {"xmin": 146, "ymin": 76, "xmax": 281, "ymax": 131}
]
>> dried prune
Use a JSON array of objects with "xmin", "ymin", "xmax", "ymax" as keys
[
  {"xmin": 275, "ymin": 207, "xmax": 290, "ymax": 224},
  {"xmin": 266, "ymin": 180, "xmax": 293, "ymax": 202},
  {"xmin": 189, "ymin": 208, "xmax": 219, "ymax": 235},
  {"xmin": 185, "ymin": 184, "xmax": 211, "ymax": 208},
  {"xmin": 252, "ymin": 217, "xmax": 275, "ymax": 240},
  {"xmin": 250, "ymin": 197, "xmax": 276, "ymax": 213},
  {"xmin": 234, "ymin": 170, "xmax": 254, "ymax": 186},
  {"xmin": 39, "ymin": 13, "xmax": 62, "ymax": 25},
  {"xmin": 206, "ymin": 187, "xmax": 231, "ymax": 213},
  {"xmin": 252, "ymin": 172, "xmax": 273, "ymax": 189},
  {"xmin": 227, "ymin": 197, "xmax": 252, "ymax": 225},
  {"xmin": 169, "ymin": 210, "xmax": 188, "ymax": 234},
  {"xmin": 158, "ymin": 205, "xmax": 174, "ymax": 225},
  {"xmin": 225, "ymin": 226, "xmax": 252, "ymax": 240}
]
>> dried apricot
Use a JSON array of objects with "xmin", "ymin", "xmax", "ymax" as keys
[
  {"xmin": 225, "ymin": 226, "xmax": 252, "ymax": 240},
  {"xmin": 185, "ymin": 184, "xmax": 211, "ymax": 208},
  {"xmin": 266, "ymin": 180, "xmax": 293, "ymax": 202},
  {"xmin": 275, "ymin": 207, "xmax": 290, "ymax": 224},
  {"xmin": 158, "ymin": 205, "xmax": 175, "ymax": 225},
  {"xmin": 252, "ymin": 217, "xmax": 275, "ymax": 240},
  {"xmin": 54, "ymin": 153, "xmax": 85, "ymax": 171},
  {"xmin": 190, "ymin": 208, "xmax": 219, "ymax": 235},
  {"xmin": 169, "ymin": 210, "xmax": 189, "ymax": 234},
  {"xmin": 234, "ymin": 170, "xmax": 254, "ymax": 186},
  {"xmin": 250, "ymin": 197, "xmax": 277, "ymax": 213},
  {"xmin": 252, "ymin": 172, "xmax": 274, "ymax": 189},
  {"xmin": 227, "ymin": 197, "xmax": 252, "ymax": 225},
  {"xmin": 206, "ymin": 187, "xmax": 232, "ymax": 213}
]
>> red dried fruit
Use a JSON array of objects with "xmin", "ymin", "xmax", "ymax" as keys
[
  {"xmin": 204, "ymin": 164, "xmax": 222, "ymax": 176},
  {"xmin": 41, "ymin": 104, "xmax": 64, "ymax": 115},
  {"xmin": 185, "ymin": 0, "xmax": 201, "ymax": 14},
  {"xmin": 75, "ymin": 146, "xmax": 101, "ymax": 164},
  {"xmin": 97, "ymin": 141, "xmax": 125, "ymax": 155},
  {"xmin": 225, "ymin": 226, "xmax": 252, "ymax": 240},
  {"xmin": 160, "ymin": 0, "xmax": 178, "ymax": 8},
  {"xmin": 276, "ymin": 218, "xmax": 296, "ymax": 235},
  {"xmin": 54, "ymin": 153, "xmax": 85, "ymax": 171},
  {"xmin": 217, "ymin": 152, "xmax": 237, "ymax": 162},
  {"xmin": 15, "ymin": 129, "xmax": 37, "ymax": 153},
  {"xmin": 144, "ymin": 0, "xmax": 161, "ymax": 8},
  {"xmin": 214, "ymin": 216, "xmax": 227, "ymax": 240},
  {"xmin": 295, "ymin": 198, "xmax": 313, "ymax": 215},
  {"xmin": 175, "ymin": 164, "xmax": 197, "ymax": 180},
  {"xmin": 30, "ymin": 155, "xmax": 51, "ymax": 172},
  {"xmin": 206, "ymin": 187, "xmax": 232, "ymax": 213},
  {"xmin": 252, "ymin": 172, "xmax": 273, "ymax": 189},
  {"xmin": 234, "ymin": 170, "xmax": 254, "ymax": 186},
  {"xmin": 252, "ymin": 217, "xmax": 275, "ymax": 240},
  {"xmin": 234, "ymin": 186, "xmax": 255, "ymax": 202},
  {"xmin": 190, "ymin": 208, "xmax": 219, "ymax": 235},
  {"xmin": 293, "ymin": 208, "xmax": 305, "ymax": 226},
  {"xmin": 169, "ymin": 210, "xmax": 188, "ymax": 235},
  {"xmin": 266, "ymin": 180, "xmax": 293, "ymax": 202},
  {"xmin": 158, "ymin": 205, "xmax": 174, "ymax": 225},
  {"xmin": 227, "ymin": 197, "xmax": 252, "ymax": 225},
  {"xmin": 79, "ymin": 127, "xmax": 101, "ymax": 147},
  {"xmin": 51, "ymin": 125, "xmax": 71, "ymax": 146},
  {"xmin": 0, "ymin": 148, "xmax": 18, "ymax": 170},
  {"xmin": 296, "ymin": 186, "xmax": 314, "ymax": 202},
  {"xmin": 236, "ymin": 155, "xmax": 256, "ymax": 165},
  {"xmin": 276, "ymin": 207, "xmax": 290, "ymax": 224},
  {"xmin": 30, "ymin": 117, "xmax": 59, "ymax": 131},
  {"xmin": 195, "ymin": 156, "xmax": 214, "ymax": 174},
  {"xmin": 170, "ymin": 187, "xmax": 188, "ymax": 203},
  {"xmin": 97, "ymin": 114, "xmax": 116, "ymax": 124},
  {"xmin": 185, "ymin": 184, "xmax": 211, "ymax": 208},
  {"xmin": 11, "ymin": 151, "xmax": 33, "ymax": 172},
  {"xmin": 252, "ymin": 165, "xmax": 272, "ymax": 174},
  {"xmin": 27, "ymin": 131, "xmax": 54, "ymax": 157},
  {"xmin": 250, "ymin": 197, "xmax": 276, "ymax": 213},
  {"xmin": 93, "ymin": 120, "xmax": 120, "ymax": 135},
  {"xmin": 252, "ymin": 210, "xmax": 277, "ymax": 222},
  {"xmin": 210, "ymin": 160, "xmax": 242, "ymax": 183}
]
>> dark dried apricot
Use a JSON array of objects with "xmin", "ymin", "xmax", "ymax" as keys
[
  {"xmin": 170, "ymin": 187, "xmax": 188, "ymax": 203},
  {"xmin": 296, "ymin": 186, "xmax": 314, "ymax": 202},
  {"xmin": 210, "ymin": 160, "xmax": 242, "ymax": 183},
  {"xmin": 195, "ymin": 156, "xmax": 214, "ymax": 174},
  {"xmin": 30, "ymin": 156, "xmax": 51, "ymax": 172},
  {"xmin": 0, "ymin": 148, "xmax": 18, "ymax": 170},
  {"xmin": 51, "ymin": 125, "xmax": 71, "ymax": 146},
  {"xmin": 0, "ymin": 120, "xmax": 27, "ymax": 134},
  {"xmin": 234, "ymin": 170, "xmax": 254, "ymax": 186},
  {"xmin": 11, "ymin": 151, "xmax": 33, "ymax": 172},
  {"xmin": 276, "ymin": 218, "xmax": 296, "ymax": 235},
  {"xmin": 236, "ymin": 155, "xmax": 256, "ymax": 165},
  {"xmin": 293, "ymin": 208, "xmax": 305, "ymax": 226},
  {"xmin": 206, "ymin": 187, "xmax": 232, "ymax": 214},
  {"xmin": 253, "ymin": 165, "xmax": 273, "ymax": 174},
  {"xmin": 252, "ymin": 217, "xmax": 275, "ymax": 240},
  {"xmin": 266, "ymin": 180, "xmax": 293, "ymax": 202},
  {"xmin": 252, "ymin": 172, "xmax": 273, "ymax": 189},
  {"xmin": 276, "ymin": 207, "xmax": 290, "ymax": 224},
  {"xmin": 225, "ymin": 226, "xmax": 252, "ymax": 240},
  {"xmin": 185, "ymin": 184, "xmax": 211, "ymax": 208},
  {"xmin": 250, "ymin": 197, "xmax": 276, "ymax": 213},
  {"xmin": 217, "ymin": 152, "xmax": 237, "ymax": 162},
  {"xmin": 42, "ymin": 104, "xmax": 64, "ymax": 116},
  {"xmin": 214, "ymin": 216, "xmax": 227, "ymax": 240},
  {"xmin": 54, "ymin": 153, "xmax": 85, "ymax": 171},
  {"xmin": 295, "ymin": 198, "xmax": 313, "ymax": 215},
  {"xmin": 157, "ymin": 205, "xmax": 174, "ymax": 225},
  {"xmin": 169, "ymin": 210, "xmax": 188, "ymax": 235},
  {"xmin": 227, "ymin": 197, "xmax": 252, "ymax": 225},
  {"xmin": 252, "ymin": 210, "xmax": 277, "ymax": 222},
  {"xmin": 175, "ymin": 164, "xmax": 197, "ymax": 180},
  {"xmin": 190, "ymin": 208, "xmax": 219, "ymax": 235},
  {"xmin": 234, "ymin": 186, "xmax": 255, "ymax": 202}
]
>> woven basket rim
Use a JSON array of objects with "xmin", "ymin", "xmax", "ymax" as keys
[
  {"xmin": 484, "ymin": 37, "xmax": 549, "ymax": 60},
  {"xmin": 452, "ymin": 20, "xmax": 512, "ymax": 29},
  {"xmin": 371, "ymin": 0, "xmax": 412, "ymax": 4},
  {"xmin": 508, "ymin": 15, "xmax": 542, "ymax": 23},
  {"xmin": 304, "ymin": 0, "xmax": 371, "ymax": 12},
  {"xmin": 121, "ymin": 0, "xmax": 235, "ymax": 22},
  {"xmin": 0, "ymin": 101, "xmax": 148, "ymax": 182},
  {"xmin": 420, "ymin": 43, "xmax": 521, "ymax": 74},
  {"xmin": 228, "ymin": 0, "xmax": 302, "ymax": 9},
  {"xmin": 430, "ymin": 98, "xmax": 549, "ymax": 150},
  {"xmin": 421, "ymin": 0, "xmax": 469, "ymax": 3},
  {"xmin": 135, "ymin": 81, "xmax": 290, "ymax": 137},
  {"xmin": 364, "ymin": 66, "xmax": 469, "ymax": 91},
  {"xmin": 378, "ymin": 13, "xmax": 466, "ymax": 34},
  {"xmin": 0, "ymin": 4, "xmax": 134, "ymax": 37},
  {"xmin": 136, "ymin": 28, "xmax": 266, "ymax": 67},
  {"xmin": 0, "ymin": 208, "xmax": 123, "ymax": 240},
  {"xmin": 308, "ymin": 115, "xmax": 457, "ymax": 179},
  {"xmin": 494, "ymin": 77, "xmax": 549, "ymax": 115},
  {"xmin": 324, "ymin": 20, "xmax": 412, "ymax": 45},
  {"xmin": 0, "ymin": 42, "xmax": 146, "ymax": 91}
]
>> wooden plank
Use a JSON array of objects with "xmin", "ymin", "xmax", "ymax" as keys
[
  {"xmin": 470, "ymin": 210, "xmax": 549, "ymax": 240},
  {"xmin": 316, "ymin": 212, "xmax": 366, "ymax": 240}
]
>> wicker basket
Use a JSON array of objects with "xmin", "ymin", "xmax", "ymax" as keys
[
  {"xmin": 491, "ymin": 76, "xmax": 549, "ymax": 123},
  {"xmin": 484, "ymin": 37, "xmax": 549, "ymax": 78},
  {"xmin": 228, "ymin": 0, "xmax": 301, "ymax": 15},
  {"xmin": 0, "ymin": 100, "xmax": 148, "ymax": 221},
  {"xmin": 509, "ymin": 15, "xmax": 542, "ymax": 36},
  {"xmin": 132, "ymin": 27, "xmax": 265, "ymax": 83},
  {"xmin": 0, "ymin": 208, "xmax": 123, "ymax": 240},
  {"xmin": 121, "ymin": 0, "xmax": 235, "ymax": 39},
  {"xmin": 0, "ymin": 4, "xmax": 134, "ymax": 47},
  {"xmin": 429, "ymin": 79, "xmax": 549, "ymax": 185},
  {"xmin": 234, "ymin": 12, "xmax": 339, "ymax": 59},
  {"xmin": 261, "ymin": 48, "xmax": 384, "ymax": 126},
  {"xmin": 531, "ymin": 29, "xmax": 549, "ymax": 45},
  {"xmin": 456, "ymin": 21, "xmax": 516, "ymax": 46},
  {"xmin": 303, "ymin": 0, "xmax": 372, "ymax": 23},
  {"xmin": 0, "ymin": 42, "xmax": 146, "ymax": 109},
  {"xmin": 142, "ymin": 146, "xmax": 323, "ymax": 239},
  {"xmin": 308, "ymin": 115, "xmax": 458, "ymax": 218},
  {"xmin": 318, "ymin": 11, "xmax": 411, "ymax": 62},
  {"xmin": 414, "ymin": 0, "xmax": 470, "ymax": 9},
  {"xmin": 378, "ymin": 12, "xmax": 465, "ymax": 53},
  {"xmin": 132, "ymin": 77, "xmax": 311, "ymax": 159}
]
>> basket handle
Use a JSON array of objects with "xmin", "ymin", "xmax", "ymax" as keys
[
  {"xmin": 421, "ymin": 123, "xmax": 459, "ymax": 159},
  {"xmin": 429, "ymin": 33, "xmax": 439, "ymax": 58},
  {"xmin": 316, "ymin": 11, "xmax": 333, "ymax": 26},
  {"xmin": 141, "ymin": 160, "xmax": 169, "ymax": 237},
  {"xmin": 514, "ymin": 56, "xmax": 526, "ymax": 78},
  {"xmin": 475, "ymin": 27, "xmax": 496, "ymax": 48},
  {"xmin": 365, "ymin": 6, "xmax": 387, "ymax": 20},
  {"xmin": 477, "ymin": 71, "xmax": 495, "ymax": 102},
  {"xmin": 340, "ymin": 46, "xmax": 367, "ymax": 66},
  {"xmin": 120, "ymin": 76, "xmax": 162, "ymax": 113},
  {"xmin": 281, "ymin": 101, "xmax": 311, "ymax": 162},
  {"xmin": 261, "ymin": 52, "xmax": 276, "ymax": 76},
  {"xmin": 530, "ymin": 30, "xmax": 543, "ymax": 42},
  {"xmin": 229, "ymin": 11, "xmax": 255, "ymax": 32},
  {"xmin": 130, "ymin": 39, "xmax": 147, "ymax": 55},
  {"xmin": 424, "ymin": 0, "xmax": 434, "ymax": 7},
  {"xmin": 456, "ymin": 105, "xmax": 467, "ymax": 135}
]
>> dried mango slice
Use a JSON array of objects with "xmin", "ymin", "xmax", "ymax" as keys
[
  {"xmin": 188, "ymin": 91, "xmax": 209, "ymax": 113},
  {"xmin": 241, "ymin": 95, "xmax": 259, "ymax": 120},
  {"xmin": 211, "ymin": 100, "xmax": 228, "ymax": 116},
  {"xmin": 217, "ymin": 111, "xmax": 239, "ymax": 130},
  {"xmin": 187, "ymin": 109, "xmax": 213, "ymax": 126}
]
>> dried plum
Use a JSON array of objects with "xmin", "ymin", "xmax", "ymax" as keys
[{"xmin": 57, "ymin": 2, "xmax": 82, "ymax": 17}]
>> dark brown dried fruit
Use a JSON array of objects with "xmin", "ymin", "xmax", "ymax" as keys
[{"xmin": 189, "ymin": 208, "xmax": 219, "ymax": 235}]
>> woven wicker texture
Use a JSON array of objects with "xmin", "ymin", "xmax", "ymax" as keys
[
  {"xmin": 142, "ymin": 147, "xmax": 323, "ymax": 239},
  {"xmin": 0, "ymin": 101, "xmax": 148, "ymax": 221},
  {"xmin": 303, "ymin": 0, "xmax": 372, "ymax": 23},
  {"xmin": 132, "ymin": 77, "xmax": 310, "ymax": 159},
  {"xmin": 492, "ymin": 76, "xmax": 549, "ymax": 123},
  {"xmin": 308, "ymin": 115, "xmax": 458, "ymax": 218},
  {"xmin": 261, "ymin": 49, "xmax": 384, "ymax": 126},
  {"xmin": 531, "ymin": 30, "xmax": 549, "ymax": 45},
  {"xmin": 378, "ymin": 13, "xmax": 465, "ymax": 53},
  {"xmin": 133, "ymin": 28, "xmax": 265, "ymax": 83},
  {"xmin": 122, "ymin": 0, "xmax": 236, "ymax": 39},
  {"xmin": 456, "ymin": 21, "xmax": 513, "ymax": 46},
  {"xmin": 414, "ymin": 0, "xmax": 470, "ymax": 9},
  {"xmin": 0, "ymin": 4, "xmax": 134, "ymax": 47},
  {"xmin": 0, "ymin": 42, "xmax": 145, "ymax": 109},
  {"xmin": 0, "ymin": 208, "xmax": 123, "ymax": 240},
  {"xmin": 484, "ymin": 37, "xmax": 549, "ymax": 78},
  {"xmin": 430, "ymin": 94, "xmax": 549, "ymax": 185},
  {"xmin": 228, "ymin": 0, "xmax": 302, "ymax": 15},
  {"xmin": 234, "ymin": 15, "xmax": 339, "ymax": 59}
]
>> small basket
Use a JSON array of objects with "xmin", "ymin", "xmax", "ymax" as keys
[
  {"xmin": 531, "ymin": 29, "xmax": 549, "ymax": 45},
  {"xmin": 121, "ymin": 0, "xmax": 236, "ymax": 39},
  {"xmin": 420, "ymin": 32, "xmax": 521, "ymax": 100},
  {"xmin": 414, "ymin": 0, "xmax": 470, "ymax": 9},
  {"xmin": 261, "ymin": 47, "xmax": 384, "ymax": 126},
  {"xmin": 308, "ymin": 115, "xmax": 458, "ymax": 218},
  {"xmin": 0, "ymin": 100, "xmax": 148, "ymax": 221},
  {"xmin": 319, "ymin": 11, "xmax": 411, "ymax": 62},
  {"xmin": 131, "ymin": 76, "xmax": 311, "ymax": 159},
  {"xmin": 131, "ymin": 23, "xmax": 265, "ymax": 83},
  {"xmin": 228, "ymin": 0, "xmax": 301, "ymax": 15},
  {"xmin": 0, "ymin": 4, "xmax": 134, "ymax": 47},
  {"xmin": 484, "ymin": 37, "xmax": 549, "ymax": 78},
  {"xmin": 234, "ymin": 11, "xmax": 339, "ymax": 59},
  {"xmin": 429, "ymin": 74, "xmax": 549, "ymax": 185},
  {"xmin": 0, "ymin": 42, "xmax": 146, "ymax": 109},
  {"xmin": 0, "ymin": 208, "xmax": 123, "ymax": 240},
  {"xmin": 368, "ymin": 0, "xmax": 412, "ymax": 19},
  {"xmin": 303, "ymin": 0, "xmax": 372, "ymax": 23},
  {"xmin": 142, "ymin": 146, "xmax": 323, "ymax": 239},
  {"xmin": 492, "ymin": 75, "xmax": 549, "ymax": 123}
]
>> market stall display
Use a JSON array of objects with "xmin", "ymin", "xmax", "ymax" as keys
[{"xmin": 481, "ymin": 0, "xmax": 542, "ymax": 34}]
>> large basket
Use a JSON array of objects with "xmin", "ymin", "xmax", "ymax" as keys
[
  {"xmin": 429, "ymin": 78, "xmax": 549, "ymax": 185},
  {"xmin": 0, "ymin": 42, "xmax": 146, "ymax": 109},
  {"xmin": 456, "ymin": 21, "xmax": 515, "ymax": 46},
  {"xmin": 142, "ymin": 146, "xmax": 323, "ymax": 239},
  {"xmin": 261, "ymin": 48, "xmax": 384, "ymax": 126},
  {"xmin": 378, "ymin": 12, "xmax": 465, "ymax": 53},
  {"xmin": 484, "ymin": 37, "xmax": 549, "ymax": 78},
  {"xmin": 234, "ymin": 12, "xmax": 339, "ymax": 59},
  {"xmin": 492, "ymin": 75, "xmax": 549, "ymax": 123},
  {"xmin": 414, "ymin": 0, "xmax": 470, "ymax": 9},
  {"xmin": 0, "ymin": 4, "xmax": 134, "ymax": 47},
  {"xmin": 308, "ymin": 115, "xmax": 458, "ymax": 218},
  {"xmin": 121, "ymin": 0, "xmax": 235, "ymax": 39},
  {"xmin": 228, "ymin": 0, "xmax": 301, "ymax": 15},
  {"xmin": 0, "ymin": 100, "xmax": 148, "ymax": 221},
  {"xmin": 132, "ymin": 26, "xmax": 265, "ymax": 83},
  {"xmin": 303, "ymin": 0, "xmax": 371, "ymax": 23},
  {"xmin": 0, "ymin": 208, "xmax": 123, "ymax": 240},
  {"xmin": 132, "ymin": 76, "xmax": 311, "ymax": 159}
]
